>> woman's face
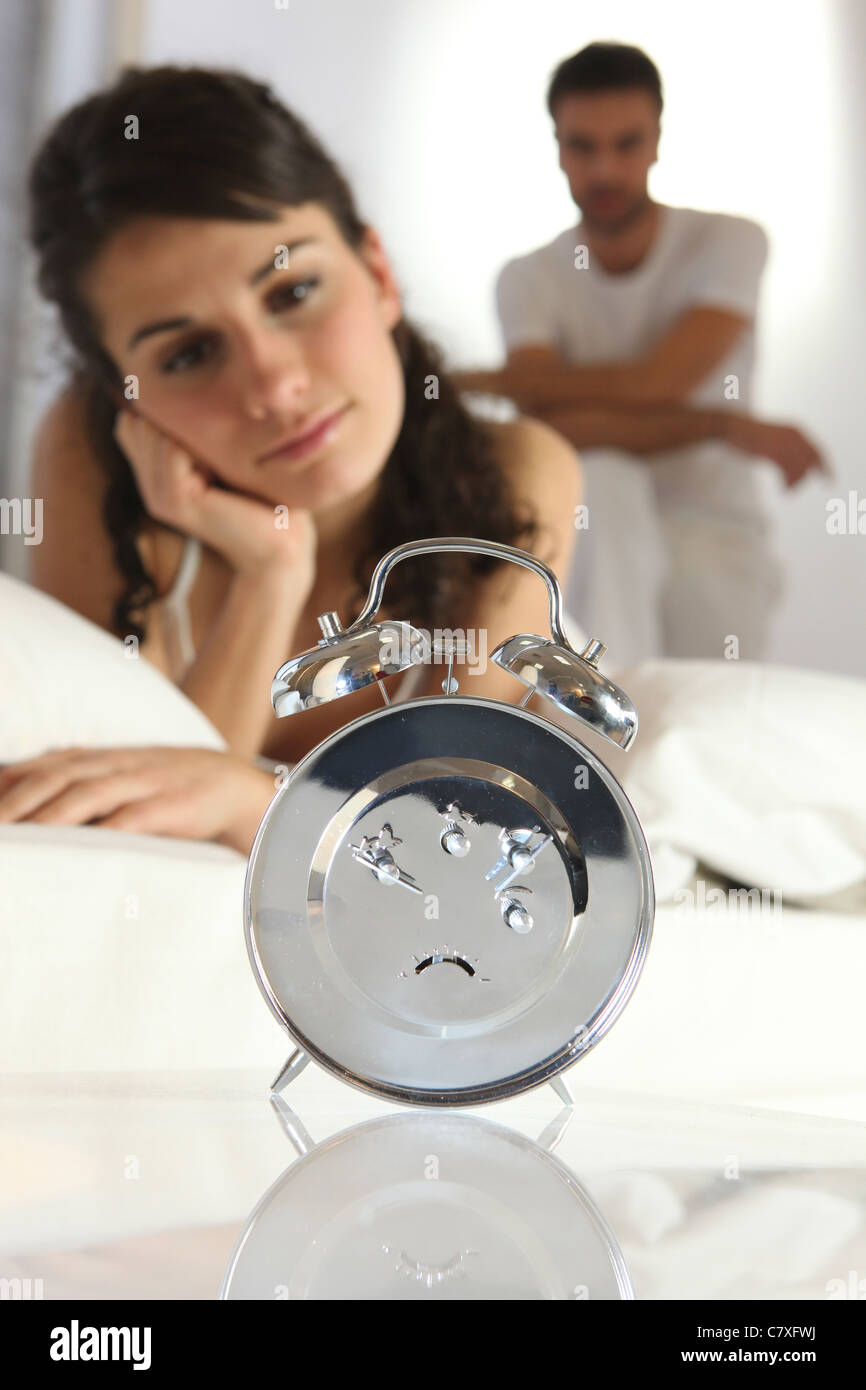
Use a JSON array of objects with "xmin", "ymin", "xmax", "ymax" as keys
[{"xmin": 82, "ymin": 202, "xmax": 405, "ymax": 519}]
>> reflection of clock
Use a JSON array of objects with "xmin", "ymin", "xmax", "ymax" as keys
[
  {"xmin": 221, "ymin": 1107, "xmax": 634, "ymax": 1300},
  {"xmin": 245, "ymin": 536, "xmax": 654, "ymax": 1106}
]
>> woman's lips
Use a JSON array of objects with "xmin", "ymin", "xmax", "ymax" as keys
[{"xmin": 261, "ymin": 404, "xmax": 350, "ymax": 462}]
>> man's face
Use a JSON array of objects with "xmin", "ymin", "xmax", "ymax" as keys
[{"xmin": 552, "ymin": 89, "xmax": 661, "ymax": 233}]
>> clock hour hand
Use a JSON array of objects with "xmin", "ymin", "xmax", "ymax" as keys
[{"xmin": 348, "ymin": 827, "xmax": 424, "ymax": 895}]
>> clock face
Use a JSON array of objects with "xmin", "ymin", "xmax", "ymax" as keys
[
  {"xmin": 314, "ymin": 770, "xmax": 588, "ymax": 1032},
  {"xmin": 246, "ymin": 696, "xmax": 654, "ymax": 1105}
]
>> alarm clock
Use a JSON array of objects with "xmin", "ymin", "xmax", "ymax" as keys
[{"xmin": 244, "ymin": 536, "xmax": 654, "ymax": 1107}]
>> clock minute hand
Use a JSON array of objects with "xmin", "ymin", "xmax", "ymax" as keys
[{"xmin": 492, "ymin": 833, "xmax": 553, "ymax": 894}]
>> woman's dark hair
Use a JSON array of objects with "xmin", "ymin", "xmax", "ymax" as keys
[
  {"xmin": 547, "ymin": 42, "xmax": 663, "ymax": 120},
  {"xmin": 28, "ymin": 64, "xmax": 548, "ymax": 643}
]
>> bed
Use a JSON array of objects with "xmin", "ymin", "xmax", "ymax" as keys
[{"xmin": 2, "ymin": 570, "xmax": 866, "ymax": 1120}]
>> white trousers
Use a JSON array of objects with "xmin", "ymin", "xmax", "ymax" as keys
[{"xmin": 563, "ymin": 447, "xmax": 785, "ymax": 671}]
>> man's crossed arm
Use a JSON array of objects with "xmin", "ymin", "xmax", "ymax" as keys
[
  {"xmin": 451, "ymin": 306, "xmax": 750, "ymax": 409},
  {"xmin": 451, "ymin": 306, "xmax": 826, "ymax": 487}
]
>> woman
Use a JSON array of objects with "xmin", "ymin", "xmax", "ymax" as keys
[{"xmin": 0, "ymin": 66, "xmax": 582, "ymax": 853}]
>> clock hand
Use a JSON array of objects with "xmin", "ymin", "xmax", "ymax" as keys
[
  {"xmin": 492, "ymin": 833, "xmax": 553, "ymax": 894},
  {"xmin": 485, "ymin": 826, "xmax": 539, "ymax": 879},
  {"xmin": 486, "ymin": 826, "xmax": 551, "ymax": 886},
  {"xmin": 348, "ymin": 839, "xmax": 425, "ymax": 895}
]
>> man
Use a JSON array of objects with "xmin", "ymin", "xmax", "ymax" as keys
[{"xmin": 454, "ymin": 42, "xmax": 826, "ymax": 663}]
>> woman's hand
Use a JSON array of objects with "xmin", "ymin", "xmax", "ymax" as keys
[
  {"xmin": 114, "ymin": 407, "xmax": 318, "ymax": 592},
  {"xmin": 0, "ymin": 745, "xmax": 280, "ymax": 856}
]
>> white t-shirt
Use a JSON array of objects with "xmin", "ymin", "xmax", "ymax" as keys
[{"xmin": 495, "ymin": 203, "xmax": 773, "ymax": 522}]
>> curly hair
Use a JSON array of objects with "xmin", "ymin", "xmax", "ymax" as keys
[{"xmin": 28, "ymin": 65, "xmax": 547, "ymax": 642}]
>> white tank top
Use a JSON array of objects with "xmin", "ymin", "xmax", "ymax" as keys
[{"xmin": 159, "ymin": 534, "xmax": 202, "ymax": 682}]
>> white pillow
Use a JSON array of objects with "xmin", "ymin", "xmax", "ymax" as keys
[
  {"xmin": 0, "ymin": 572, "xmax": 227, "ymax": 759},
  {"xmin": 563, "ymin": 658, "xmax": 866, "ymax": 904}
]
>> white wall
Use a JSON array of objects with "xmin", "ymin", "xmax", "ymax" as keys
[
  {"xmin": 4, "ymin": 0, "xmax": 117, "ymax": 569},
  {"xmin": 21, "ymin": 0, "xmax": 866, "ymax": 674}
]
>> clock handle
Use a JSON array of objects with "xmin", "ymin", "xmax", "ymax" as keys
[{"xmin": 349, "ymin": 535, "xmax": 582, "ymax": 654}]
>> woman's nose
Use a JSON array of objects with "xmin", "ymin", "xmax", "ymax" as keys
[{"xmin": 240, "ymin": 331, "xmax": 313, "ymax": 420}]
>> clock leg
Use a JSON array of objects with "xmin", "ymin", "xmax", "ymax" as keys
[
  {"xmin": 547, "ymin": 1074, "xmax": 574, "ymax": 1107},
  {"xmin": 269, "ymin": 1047, "xmax": 311, "ymax": 1095}
]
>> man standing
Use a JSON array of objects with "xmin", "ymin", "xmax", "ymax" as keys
[{"xmin": 455, "ymin": 42, "xmax": 824, "ymax": 663}]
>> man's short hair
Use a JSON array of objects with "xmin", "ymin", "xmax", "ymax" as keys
[{"xmin": 547, "ymin": 42, "xmax": 663, "ymax": 120}]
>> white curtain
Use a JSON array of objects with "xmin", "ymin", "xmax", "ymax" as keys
[
  {"xmin": 0, "ymin": 0, "xmax": 43, "ymax": 546},
  {"xmin": 1, "ymin": 0, "xmax": 141, "ymax": 579}
]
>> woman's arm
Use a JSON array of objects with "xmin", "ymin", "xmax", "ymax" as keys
[
  {"xmin": 110, "ymin": 407, "xmax": 321, "ymax": 756},
  {"xmin": 176, "ymin": 560, "xmax": 310, "ymax": 757},
  {"xmin": 408, "ymin": 415, "xmax": 583, "ymax": 706},
  {"xmin": 0, "ymin": 746, "xmax": 278, "ymax": 857},
  {"xmin": 28, "ymin": 389, "xmax": 319, "ymax": 756}
]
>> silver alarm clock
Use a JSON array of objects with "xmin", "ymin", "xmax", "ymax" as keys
[{"xmin": 244, "ymin": 536, "xmax": 654, "ymax": 1107}]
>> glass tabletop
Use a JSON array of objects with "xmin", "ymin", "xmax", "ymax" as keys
[{"xmin": 1, "ymin": 1068, "xmax": 864, "ymax": 1301}]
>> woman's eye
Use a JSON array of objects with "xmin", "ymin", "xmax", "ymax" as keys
[
  {"xmin": 157, "ymin": 280, "xmax": 319, "ymax": 375},
  {"xmin": 161, "ymin": 336, "xmax": 217, "ymax": 375},
  {"xmin": 267, "ymin": 277, "xmax": 320, "ymax": 311}
]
